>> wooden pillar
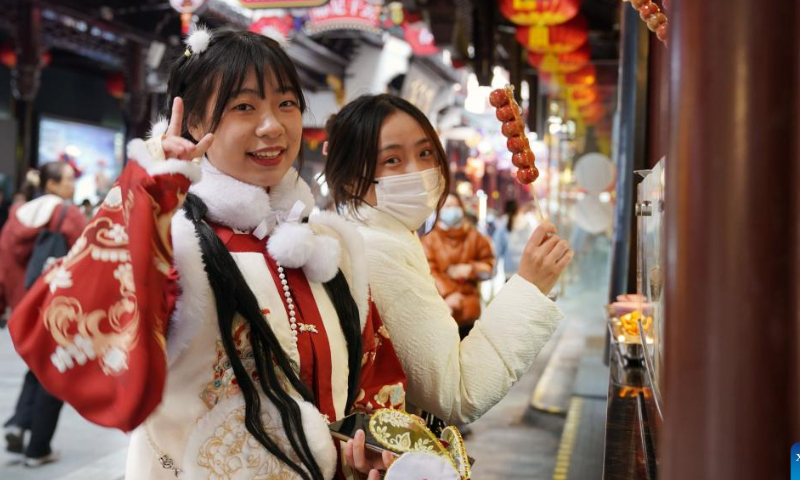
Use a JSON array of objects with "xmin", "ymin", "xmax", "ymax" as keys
[
  {"xmin": 12, "ymin": 0, "xmax": 42, "ymax": 182},
  {"xmin": 124, "ymin": 43, "xmax": 150, "ymax": 141},
  {"xmin": 663, "ymin": 0, "xmax": 799, "ymax": 478}
]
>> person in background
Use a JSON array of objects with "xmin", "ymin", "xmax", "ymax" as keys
[
  {"xmin": 1, "ymin": 161, "xmax": 87, "ymax": 467},
  {"xmin": 79, "ymin": 199, "xmax": 93, "ymax": 219},
  {"xmin": 493, "ymin": 199, "xmax": 536, "ymax": 281},
  {"xmin": 420, "ymin": 193, "xmax": 494, "ymax": 338}
]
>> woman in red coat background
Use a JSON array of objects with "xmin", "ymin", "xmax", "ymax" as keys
[{"xmin": 1, "ymin": 161, "xmax": 87, "ymax": 467}]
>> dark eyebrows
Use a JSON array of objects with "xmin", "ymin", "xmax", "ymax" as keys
[{"xmin": 378, "ymin": 138, "xmax": 431, "ymax": 153}]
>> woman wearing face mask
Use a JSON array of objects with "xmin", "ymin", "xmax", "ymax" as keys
[
  {"xmin": 420, "ymin": 193, "xmax": 494, "ymax": 338},
  {"xmin": 324, "ymin": 94, "xmax": 574, "ymax": 425}
]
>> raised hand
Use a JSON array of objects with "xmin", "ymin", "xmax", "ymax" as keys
[
  {"xmin": 161, "ymin": 97, "xmax": 214, "ymax": 161},
  {"xmin": 517, "ymin": 221, "xmax": 573, "ymax": 295}
]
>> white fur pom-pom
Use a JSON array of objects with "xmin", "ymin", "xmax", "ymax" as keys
[
  {"xmin": 185, "ymin": 26, "xmax": 212, "ymax": 55},
  {"xmin": 147, "ymin": 116, "xmax": 168, "ymax": 140},
  {"xmin": 267, "ymin": 222, "xmax": 314, "ymax": 269},
  {"xmin": 303, "ymin": 235, "xmax": 341, "ymax": 284}
]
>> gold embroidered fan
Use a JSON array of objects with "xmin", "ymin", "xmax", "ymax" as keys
[{"xmin": 368, "ymin": 409, "xmax": 472, "ymax": 480}]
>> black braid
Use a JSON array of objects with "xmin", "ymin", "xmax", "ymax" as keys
[
  {"xmin": 181, "ymin": 194, "xmax": 363, "ymax": 478},
  {"xmin": 322, "ymin": 272, "xmax": 362, "ymax": 410}
]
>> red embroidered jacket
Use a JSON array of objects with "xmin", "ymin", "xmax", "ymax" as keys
[{"xmin": 9, "ymin": 156, "xmax": 406, "ymax": 432}]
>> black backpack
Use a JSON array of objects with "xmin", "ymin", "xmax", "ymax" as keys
[{"xmin": 24, "ymin": 203, "xmax": 69, "ymax": 290}]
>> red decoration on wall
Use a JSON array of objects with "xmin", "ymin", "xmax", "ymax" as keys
[
  {"xmin": 240, "ymin": 0, "xmax": 330, "ymax": 8},
  {"xmin": 249, "ymin": 15, "xmax": 294, "ymax": 43},
  {"xmin": 515, "ymin": 15, "xmax": 588, "ymax": 54},
  {"xmin": 499, "ymin": 0, "xmax": 581, "ymax": 26},
  {"xmin": 0, "ymin": 41, "xmax": 52, "ymax": 69},
  {"xmin": 306, "ymin": 0, "xmax": 381, "ymax": 35},
  {"xmin": 0, "ymin": 41, "xmax": 16, "ymax": 68},
  {"xmin": 106, "ymin": 72, "xmax": 125, "ymax": 99}
]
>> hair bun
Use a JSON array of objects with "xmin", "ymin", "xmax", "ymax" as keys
[{"xmin": 25, "ymin": 169, "xmax": 40, "ymax": 188}]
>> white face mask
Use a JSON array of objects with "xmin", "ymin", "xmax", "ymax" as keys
[{"xmin": 375, "ymin": 167, "xmax": 444, "ymax": 231}]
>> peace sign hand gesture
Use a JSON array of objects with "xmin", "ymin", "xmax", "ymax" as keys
[{"xmin": 161, "ymin": 97, "xmax": 214, "ymax": 161}]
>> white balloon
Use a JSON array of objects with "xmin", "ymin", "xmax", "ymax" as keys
[
  {"xmin": 574, "ymin": 152, "xmax": 615, "ymax": 194},
  {"xmin": 573, "ymin": 195, "xmax": 613, "ymax": 234}
]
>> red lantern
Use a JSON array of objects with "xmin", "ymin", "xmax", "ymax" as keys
[
  {"xmin": 570, "ymin": 85, "xmax": 598, "ymax": 107},
  {"xmin": 515, "ymin": 15, "xmax": 588, "ymax": 54},
  {"xmin": 500, "ymin": 0, "xmax": 581, "ymax": 26},
  {"xmin": 0, "ymin": 41, "xmax": 16, "ymax": 68},
  {"xmin": 580, "ymin": 102, "xmax": 605, "ymax": 123},
  {"xmin": 106, "ymin": 72, "xmax": 125, "ymax": 99},
  {"xmin": 527, "ymin": 43, "xmax": 591, "ymax": 73},
  {"xmin": 565, "ymin": 64, "xmax": 596, "ymax": 87}
]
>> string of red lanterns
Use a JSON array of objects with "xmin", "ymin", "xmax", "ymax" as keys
[{"xmin": 514, "ymin": 14, "xmax": 588, "ymax": 54}]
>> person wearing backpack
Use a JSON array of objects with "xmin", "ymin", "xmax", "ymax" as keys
[{"xmin": 0, "ymin": 161, "xmax": 86, "ymax": 467}]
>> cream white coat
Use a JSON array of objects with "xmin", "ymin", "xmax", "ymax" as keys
[{"xmin": 352, "ymin": 207, "xmax": 563, "ymax": 424}]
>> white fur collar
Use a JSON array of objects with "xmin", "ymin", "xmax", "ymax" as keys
[{"xmin": 188, "ymin": 160, "xmax": 314, "ymax": 233}]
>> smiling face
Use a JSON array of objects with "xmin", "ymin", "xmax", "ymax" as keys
[
  {"xmin": 188, "ymin": 71, "xmax": 303, "ymax": 188},
  {"xmin": 363, "ymin": 111, "xmax": 439, "ymax": 205}
]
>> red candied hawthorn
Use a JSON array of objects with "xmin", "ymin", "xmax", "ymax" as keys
[
  {"xmin": 516, "ymin": 166, "xmax": 539, "ymax": 184},
  {"xmin": 512, "ymin": 150, "xmax": 535, "ymax": 169},
  {"xmin": 507, "ymin": 136, "xmax": 526, "ymax": 153},
  {"xmin": 501, "ymin": 120, "xmax": 524, "ymax": 137},
  {"xmin": 489, "ymin": 89, "xmax": 509, "ymax": 108},
  {"xmin": 496, "ymin": 105, "xmax": 516, "ymax": 122}
]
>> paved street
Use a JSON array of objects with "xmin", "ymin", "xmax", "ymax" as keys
[{"xmin": 0, "ymin": 328, "xmax": 128, "ymax": 480}]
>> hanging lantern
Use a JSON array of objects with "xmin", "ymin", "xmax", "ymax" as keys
[
  {"xmin": 106, "ymin": 72, "xmax": 125, "ymax": 99},
  {"xmin": 499, "ymin": 0, "xmax": 581, "ymax": 26},
  {"xmin": 515, "ymin": 15, "xmax": 588, "ymax": 54},
  {"xmin": 170, "ymin": 0, "xmax": 205, "ymax": 35},
  {"xmin": 564, "ymin": 64, "xmax": 596, "ymax": 87},
  {"xmin": 569, "ymin": 85, "xmax": 598, "ymax": 107},
  {"xmin": 0, "ymin": 41, "xmax": 16, "ymax": 68},
  {"xmin": 527, "ymin": 43, "xmax": 590, "ymax": 73},
  {"xmin": 580, "ymin": 102, "xmax": 605, "ymax": 123}
]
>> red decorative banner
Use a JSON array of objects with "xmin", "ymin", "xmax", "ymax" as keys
[
  {"xmin": 402, "ymin": 21, "xmax": 438, "ymax": 56},
  {"xmin": 240, "ymin": 0, "xmax": 330, "ymax": 9},
  {"xmin": 306, "ymin": 0, "xmax": 381, "ymax": 35},
  {"xmin": 249, "ymin": 15, "xmax": 294, "ymax": 43}
]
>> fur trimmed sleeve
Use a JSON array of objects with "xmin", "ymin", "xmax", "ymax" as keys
[
  {"xmin": 7, "ymin": 142, "xmax": 196, "ymax": 432},
  {"xmin": 363, "ymin": 231, "xmax": 563, "ymax": 424}
]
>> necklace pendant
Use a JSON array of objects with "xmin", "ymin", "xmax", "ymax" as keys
[{"xmin": 159, "ymin": 455, "xmax": 182, "ymax": 477}]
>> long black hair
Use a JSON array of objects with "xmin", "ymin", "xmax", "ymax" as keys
[
  {"xmin": 183, "ymin": 195, "xmax": 362, "ymax": 480},
  {"xmin": 168, "ymin": 29, "xmax": 361, "ymax": 479},
  {"xmin": 323, "ymin": 94, "xmax": 451, "ymax": 214}
]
